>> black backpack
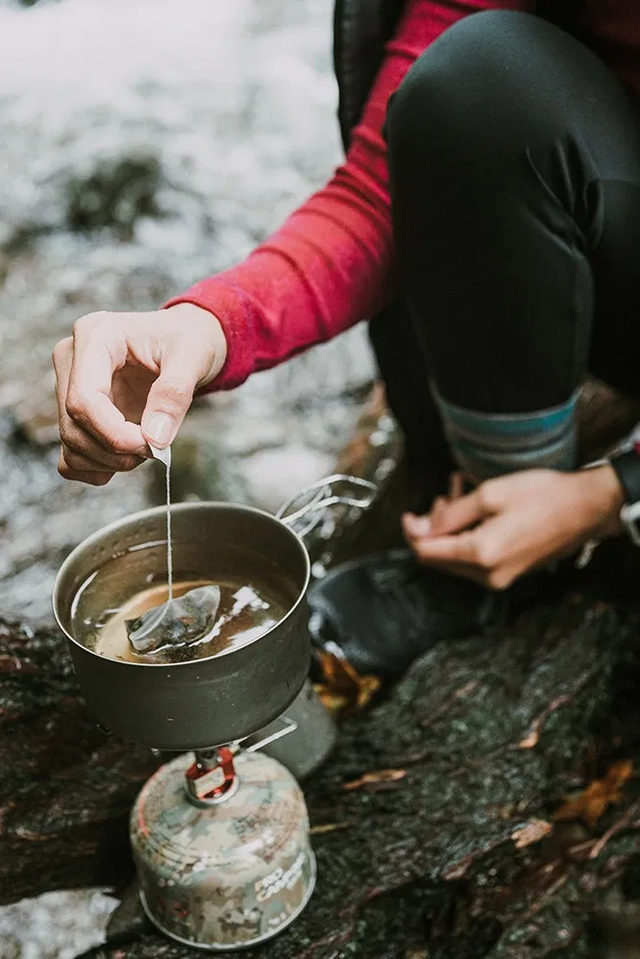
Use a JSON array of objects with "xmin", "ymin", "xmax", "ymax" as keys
[{"xmin": 333, "ymin": 0, "xmax": 582, "ymax": 149}]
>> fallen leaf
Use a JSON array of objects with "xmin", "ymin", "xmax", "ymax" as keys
[
  {"xmin": 511, "ymin": 819, "xmax": 553, "ymax": 849},
  {"xmin": 518, "ymin": 731, "xmax": 539, "ymax": 750},
  {"xmin": 314, "ymin": 650, "xmax": 381, "ymax": 718},
  {"xmin": 314, "ymin": 688, "xmax": 350, "ymax": 716},
  {"xmin": 343, "ymin": 768, "xmax": 407, "ymax": 791},
  {"xmin": 309, "ymin": 822, "xmax": 350, "ymax": 836},
  {"xmin": 553, "ymin": 760, "xmax": 634, "ymax": 828}
]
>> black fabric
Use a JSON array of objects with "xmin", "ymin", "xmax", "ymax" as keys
[
  {"xmin": 611, "ymin": 451, "xmax": 640, "ymax": 507},
  {"xmin": 332, "ymin": 1, "xmax": 583, "ymax": 151},
  {"xmin": 535, "ymin": 0, "xmax": 582, "ymax": 32},
  {"xmin": 315, "ymin": 1, "xmax": 640, "ymax": 680},
  {"xmin": 375, "ymin": 10, "xmax": 640, "ymax": 497},
  {"xmin": 307, "ymin": 546, "xmax": 562, "ymax": 677},
  {"xmin": 333, "ymin": 0, "xmax": 405, "ymax": 150},
  {"xmin": 308, "ymin": 549, "xmax": 503, "ymax": 677},
  {"xmin": 312, "ymin": 2, "xmax": 640, "ymax": 678},
  {"xmin": 332, "ymin": 0, "xmax": 613, "ymax": 504}
]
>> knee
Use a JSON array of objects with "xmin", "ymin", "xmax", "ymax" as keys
[{"xmin": 386, "ymin": 11, "xmax": 554, "ymax": 166}]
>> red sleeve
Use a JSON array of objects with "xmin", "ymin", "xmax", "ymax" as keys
[{"xmin": 165, "ymin": 0, "xmax": 535, "ymax": 391}]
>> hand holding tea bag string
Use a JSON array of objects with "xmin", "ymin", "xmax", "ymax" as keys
[{"xmin": 53, "ymin": 304, "xmax": 227, "ymax": 485}]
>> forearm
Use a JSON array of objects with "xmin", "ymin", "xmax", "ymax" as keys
[{"xmin": 168, "ymin": 171, "xmax": 394, "ymax": 391}]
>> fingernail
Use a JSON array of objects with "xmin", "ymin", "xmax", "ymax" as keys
[
  {"xmin": 403, "ymin": 513, "xmax": 431, "ymax": 535},
  {"xmin": 415, "ymin": 516, "xmax": 432, "ymax": 535},
  {"xmin": 145, "ymin": 413, "xmax": 174, "ymax": 447}
]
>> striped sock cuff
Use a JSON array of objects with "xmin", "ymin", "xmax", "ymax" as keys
[{"xmin": 432, "ymin": 386, "xmax": 579, "ymax": 482}]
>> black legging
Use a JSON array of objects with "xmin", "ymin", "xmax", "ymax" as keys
[{"xmin": 371, "ymin": 10, "xmax": 640, "ymax": 504}]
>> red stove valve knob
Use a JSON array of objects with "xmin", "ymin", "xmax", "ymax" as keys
[{"xmin": 185, "ymin": 746, "xmax": 236, "ymax": 801}]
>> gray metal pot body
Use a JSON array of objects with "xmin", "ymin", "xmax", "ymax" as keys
[{"xmin": 52, "ymin": 502, "xmax": 310, "ymax": 751}]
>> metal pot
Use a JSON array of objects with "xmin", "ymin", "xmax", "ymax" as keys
[{"xmin": 52, "ymin": 476, "xmax": 374, "ymax": 751}]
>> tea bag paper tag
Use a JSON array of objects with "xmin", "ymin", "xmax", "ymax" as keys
[{"xmin": 149, "ymin": 444, "xmax": 171, "ymax": 468}]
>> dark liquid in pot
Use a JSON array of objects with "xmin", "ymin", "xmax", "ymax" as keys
[{"xmin": 71, "ymin": 542, "xmax": 299, "ymax": 665}]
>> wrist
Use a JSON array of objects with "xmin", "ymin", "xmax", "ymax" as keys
[
  {"xmin": 163, "ymin": 302, "xmax": 228, "ymax": 386},
  {"xmin": 573, "ymin": 464, "xmax": 625, "ymax": 540}
]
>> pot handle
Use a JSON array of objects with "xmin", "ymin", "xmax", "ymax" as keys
[
  {"xmin": 275, "ymin": 473, "xmax": 377, "ymax": 539},
  {"xmin": 238, "ymin": 716, "xmax": 298, "ymax": 753}
]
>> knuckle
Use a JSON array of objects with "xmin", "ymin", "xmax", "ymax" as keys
[
  {"xmin": 478, "ymin": 482, "xmax": 500, "ymax": 510},
  {"xmin": 52, "ymin": 337, "xmax": 72, "ymax": 365},
  {"xmin": 88, "ymin": 473, "xmax": 112, "ymax": 487},
  {"xmin": 108, "ymin": 438, "xmax": 135, "ymax": 457},
  {"xmin": 72, "ymin": 316, "xmax": 89, "ymax": 338},
  {"xmin": 114, "ymin": 453, "xmax": 141, "ymax": 471},
  {"xmin": 73, "ymin": 311, "xmax": 104, "ymax": 336},
  {"xmin": 65, "ymin": 451, "xmax": 97, "ymax": 473},
  {"xmin": 63, "ymin": 438, "xmax": 86, "ymax": 459},
  {"xmin": 62, "ymin": 451, "xmax": 81, "ymax": 470},
  {"xmin": 160, "ymin": 380, "xmax": 193, "ymax": 408},
  {"xmin": 59, "ymin": 422, "xmax": 81, "ymax": 449},
  {"xmin": 65, "ymin": 388, "xmax": 88, "ymax": 421},
  {"xmin": 487, "ymin": 569, "xmax": 512, "ymax": 591},
  {"xmin": 413, "ymin": 541, "xmax": 429, "ymax": 563},
  {"xmin": 60, "ymin": 435, "xmax": 82, "ymax": 462},
  {"xmin": 58, "ymin": 456, "xmax": 72, "ymax": 479},
  {"xmin": 472, "ymin": 538, "xmax": 496, "ymax": 569}
]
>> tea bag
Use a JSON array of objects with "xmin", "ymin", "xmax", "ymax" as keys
[
  {"xmin": 126, "ymin": 584, "xmax": 222, "ymax": 654},
  {"xmin": 125, "ymin": 444, "xmax": 221, "ymax": 654}
]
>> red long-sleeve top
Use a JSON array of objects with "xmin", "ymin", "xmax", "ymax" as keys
[{"xmin": 165, "ymin": 0, "xmax": 640, "ymax": 390}]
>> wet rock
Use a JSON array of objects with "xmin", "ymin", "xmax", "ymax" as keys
[
  {"xmin": 105, "ymin": 882, "xmax": 151, "ymax": 944},
  {"xmin": 0, "ymin": 219, "xmax": 52, "ymax": 255},
  {"xmin": 64, "ymin": 155, "xmax": 163, "ymax": 239},
  {"xmin": 242, "ymin": 443, "xmax": 335, "ymax": 514},
  {"xmin": 0, "ymin": 433, "xmax": 149, "ymax": 623},
  {"xmin": 0, "ymin": 0, "xmax": 374, "ymax": 948},
  {"xmin": 21, "ymin": 540, "xmax": 639, "ymax": 959},
  {"xmin": 9, "ymin": 395, "xmax": 59, "ymax": 448},
  {"xmin": 0, "ymin": 890, "xmax": 117, "ymax": 959},
  {"xmin": 587, "ymin": 884, "xmax": 640, "ymax": 959},
  {"xmin": 0, "ymin": 619, "xmax": 160, "ymax": 906}
]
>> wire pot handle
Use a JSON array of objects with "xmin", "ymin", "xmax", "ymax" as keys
[{"xmin": 275, "ymin": 474, "xmax": 377, "ymax": 539}]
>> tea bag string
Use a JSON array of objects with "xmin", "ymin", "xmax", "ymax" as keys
[{"xmin": 150, "ymin": 444, "xmax": 173, "ymax": 601}]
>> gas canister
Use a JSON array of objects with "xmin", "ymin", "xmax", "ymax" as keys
[{"xmin": 131, "ymin": 748, "xmax": 316, "ymax": 950}]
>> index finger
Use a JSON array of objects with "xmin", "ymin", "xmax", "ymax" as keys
[
  {"xmin": 427, "ymin": 488, "xmax": 486, "ymax": 536},
  {"xmin": 412, "ymin": 530, "xmax": 481, "ymax": 565},
  {"xmin": 66, "ymin": 320, "xmax": 147, "ymax": 456}
]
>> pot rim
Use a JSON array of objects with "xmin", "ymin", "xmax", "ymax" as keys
[{"xmin": 52, "ymin": 500, "xmax": 311, "ymax": 669}]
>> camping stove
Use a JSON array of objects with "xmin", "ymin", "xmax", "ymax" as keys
[
  {"xmin": 131, "ymin": 720, "xmax": 316, "ymax": 950},
  {"xmin": 52, "ymin": 478, "xmax": 378, "ymax": 951}
]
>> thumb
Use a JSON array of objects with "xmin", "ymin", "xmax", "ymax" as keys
[{"xmin": 141, "ymin": 351, "xmax": 198, "ymax": 448}]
